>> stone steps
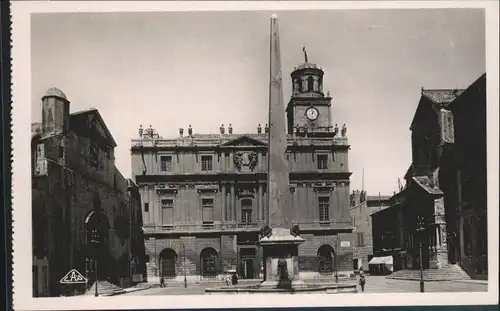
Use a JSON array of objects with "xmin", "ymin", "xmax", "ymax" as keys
[
  {"xmin": 85, "ymin": 281, "xmax": 125, "ymax": 296},
  {"xmin": 387, "ymin": 264, "xmax": 472, "ymax": 281}
]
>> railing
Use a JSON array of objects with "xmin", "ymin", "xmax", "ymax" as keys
[
  {"xmin": 146, "ymin": 221, "xmax": 261, "ymax": 233},
  {"xmin": 293, "ymin": 219, "xmax": 354, "ymax": 230},
  {"xmin": 146, "ymin": 219, "xmax": 352, "ymax": 233}
]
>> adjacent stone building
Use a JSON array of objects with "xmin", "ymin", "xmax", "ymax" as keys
[
  {"xmin": 349, "ymin": 190, "xmax": 391, "ymax": 271},
  {"xmin": 371, "ymin": 73, "xmax": 487, "ymax": 279},
  {"xmin": 31, "ymin": 88, "xmax": 147, "ymax": 297},
  {"xmin": 131, "ymin": 57, "xmax": 356, "ymax": 282}
]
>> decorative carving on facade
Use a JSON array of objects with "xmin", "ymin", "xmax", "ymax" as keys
[
  {"xmin": 237, "ymin": 188, "xmax": 255, "ymax": 198},
  {"xmin": 313, "ymin": 185, "xmax": 334, "ymax": 192},
  {"xmin": 234, "ymin": 151, "xmax": 258, "ymax": 172},
  {"xmin": 196, "ymin": 184, "xmax": 219, "ymax": 194}
]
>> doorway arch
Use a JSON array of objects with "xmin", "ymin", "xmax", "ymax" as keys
[
  {"xmin": 317, "ymin": 244, "xmax": 335, "ymax": 274},
  {"xmin": 200, "ymin": 248, "xmax": 218, "ymax": 278},
  {"xmin": 159, "ymin": 248, "xmax": 177, "ymax": 278}
]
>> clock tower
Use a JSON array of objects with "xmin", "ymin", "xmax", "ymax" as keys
[{"xmin": 286, "ymin": 48, "xmax": 334, "ymax": 136}]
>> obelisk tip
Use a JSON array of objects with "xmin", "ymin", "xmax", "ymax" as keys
[{"xmin": 271, "ymin": 13, "xmax": 278, "ymax": 20}]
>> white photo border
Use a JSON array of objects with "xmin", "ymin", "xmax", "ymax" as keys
[{"xmin": 11, "ymin": 1, "xmax": 499, "ymax": 310}]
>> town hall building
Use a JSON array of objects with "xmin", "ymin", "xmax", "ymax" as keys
[{"xmin": 131, "ymin": 55, "xmax": 355, "ymax": 282}]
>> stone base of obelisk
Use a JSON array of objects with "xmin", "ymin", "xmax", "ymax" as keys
[{"xmin": 258, "ymin": 228, "xmax": 305, "ymax": 287}]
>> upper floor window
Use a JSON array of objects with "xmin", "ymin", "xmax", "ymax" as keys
[
  {"xmin": 318, "ymin": 196, "xmax": 329, "ymax": 222},
  {"xmin": 161, "ymin": 199, "xmax": 174, "ymax": 225},
  {"xmin": 202, "ymin": 198, "xmax": 214, "ymax": 225},
  {"xmin": 201, "ymin": 155, "xmax": 213, "ymax": 171},
  {"xmin": 160, "ymin": 156, "xmax": 173, "ymax": 172},
  {"xmin": 241, "ymin": 199, "xmax": 253, "ymax": 223},
  {"xmin": 357, "ymin": 232, "xmax": 365, "ymax": 247},
  {"xmin": 144, "ymin": 202, "xmax": 149, "ymax": 213},
  {"xmin": 317, "ymin": 154, "xmax": 328, "ymax": 170},
  {"xmin": 90, "ymin": 142, "xmax": 98, "ymax": 168}
]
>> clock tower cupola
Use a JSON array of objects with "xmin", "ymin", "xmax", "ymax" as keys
[{"xmin": 286, "ymin": 47, "xmax": 334, "ymax": 136}]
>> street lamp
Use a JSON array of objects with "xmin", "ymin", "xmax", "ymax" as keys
[
  {"xmin": 183, "ymin": 243, "xmax": 187, "ymax": 288},
  {"xmin": 334, "ymin": 236, "xmax": 339, "ymax": 284},
  {"xmin": 415, "ymin": 216, "xmax": 426, "ymax": 293}
]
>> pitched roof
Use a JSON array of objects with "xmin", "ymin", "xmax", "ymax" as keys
[
  {"xmin": 412, "ymin": 176, "xmax": 444, "ymax": 196},
  {"xmin": 447, "ymin": 73, "xmax": 486, "ymax": 111},
  {"xmin": 70, "ymin": 108, "xmax": 117, "ymax": 147}
]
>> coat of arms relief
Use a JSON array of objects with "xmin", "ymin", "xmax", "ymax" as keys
[{"xmin": 234, "ymin": 151, "xmax": 258, "ymax": 172}]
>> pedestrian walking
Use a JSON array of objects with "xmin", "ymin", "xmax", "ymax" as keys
[
  {"xmin": 160, "ymin": 276, "xmax": 165, "ymax": 288},
  {"xmin": 231, "ymin": 272, "xmax": 238, "ymax": 286},
  {"xmin": 359, "ymin": 275, "xmax": 366, "ymax": 292}
]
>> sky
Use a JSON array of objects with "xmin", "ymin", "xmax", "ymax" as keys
[{"xmin": 31, "ymin": 9, "xmax": 486, "ymax": 195}]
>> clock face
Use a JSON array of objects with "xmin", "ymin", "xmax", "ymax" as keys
[{"xmin": 306, "ymin": 107, "xmax": 319, "ymax": 121}]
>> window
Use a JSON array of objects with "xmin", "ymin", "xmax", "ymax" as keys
[
  {"xmin": 202, "ymin": 198, "xmax": 214, "ymax": 226},
  {"xmin": 58, "ymin": 145, "xmax": 64, "ymax": 158},
  {"xmin": 160, "ymin": 156, "xmax": 173, "ymax": 172},
  {"xmin": 319, "ymin": 196, "xmax": 329, "ymax": 223},
  {"xmin": 301, "ymin": 76, "xmax": 308, "ymax": 92},
  {"xmin": 317, "ymin": 154, "xmax": 328, "ymax": 170},
  {"xmin": 357, "ymin": 232, "xmax": 365, "ymax": 247},
  {"xmin": 90, "ymin": 142, "xmax": 98, "ymax": 168},
  {"xmin": 201, "ymin": 156, "xmax": 213, "ymax": 171},
  {"xmin": 144, "ymin": 203, "xmax": 149, "ymax": 212},
  {"xmin": 161, "ymin": 199, "xmax": 174, "ymax": 225},
  {"xmin": 241, "ymin": 199, "xmax": 253, "ymax": 223}
]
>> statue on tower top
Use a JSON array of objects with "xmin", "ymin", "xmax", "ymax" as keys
[{"xmin": 302, "ymin": 46, "xmax": 309, "ymax": 63}]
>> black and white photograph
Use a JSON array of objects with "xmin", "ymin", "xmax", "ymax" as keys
[{"xmin": 10, "ymin": 1, "xmax": 498, "ymax": 310}]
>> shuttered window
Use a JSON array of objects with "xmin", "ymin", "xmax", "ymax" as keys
[
  {"xmin": 202, "ymin": 198, "xmax": 214, "ymax": 224},
  {"xmin": 319, "ymin": 196, "xmax": 330, "ymax": 223},
  {"xmin": 241, "ymin": 199, "xmax": 253, "ymax": 223},
  {"xmin": 440, "ymin": 109, "xmax": 455, "ymax": 144},
  {"xmin": 161, "ymin": 199, "xmax": 174, "ymax": 225},
  {"xmin": 160, "ymin": 156, "xmax": 173, "ymax": 172}
]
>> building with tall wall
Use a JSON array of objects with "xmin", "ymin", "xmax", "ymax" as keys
[
  {"xmin": 131, "ymin": 55, "xmax": 356, "ymax": 282},
  {"xmin": 31, "ymin": 88, "xmax": 147, "ymax": 297},
  {"xmin": 349, "ymin": 190, "xmax": 391, "ymax": 271},
  {"xmin": 371, "ymin": 73, "xmax": 487, "ymax": 279}
]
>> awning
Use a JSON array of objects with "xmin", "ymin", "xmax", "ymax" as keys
[{"xmin": 369, "ymin": 256, "xmax": 394, "ymax": 265}]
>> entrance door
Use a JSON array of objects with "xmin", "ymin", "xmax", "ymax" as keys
[
  {"xmin": 353, "ymin": 259, "xmax": 359, "ymax": 271},
  {"xmin": 241, "ymin": 259, "xmax": 254, "ymax": 279}
]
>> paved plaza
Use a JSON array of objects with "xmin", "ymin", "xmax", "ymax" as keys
[{"xmin": 119, "ymin": 276, "xmax": 488, "ymax": 296}]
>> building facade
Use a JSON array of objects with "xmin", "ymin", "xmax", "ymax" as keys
[
  {"xmin": 131, "ymin": 59, "xmax": 356, "ymax": 282},
  {"xmin": 31, "ymin": 88, "xmax": 147, "ymax": 297},
  {"xmin": 349, "ymin": 191, "xmax": 391, "ymax": 271},
  {"xmin": 371, "ymin": 74, "xmax": 487, "ymax": 279}
]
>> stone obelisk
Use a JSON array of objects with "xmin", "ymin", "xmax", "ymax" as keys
[
  {"xmin": 267, "ymin": 13, "xmax": 291, "ymax": 229},
  {"xmin": 259, "ymin": 14, "xmax": 304, "ymax": 287}
]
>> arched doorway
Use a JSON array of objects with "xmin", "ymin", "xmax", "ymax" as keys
[
  {"xmin": 317, "ymin": 244, "xmax": 335, "ymax": 274},
  {"xmin": 159, "ymin": 249, "xmax": 177, "ymax": 278},
  {"xmin": 200, "ymin": 248, "xmax": 218, "ymax": 278}
]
